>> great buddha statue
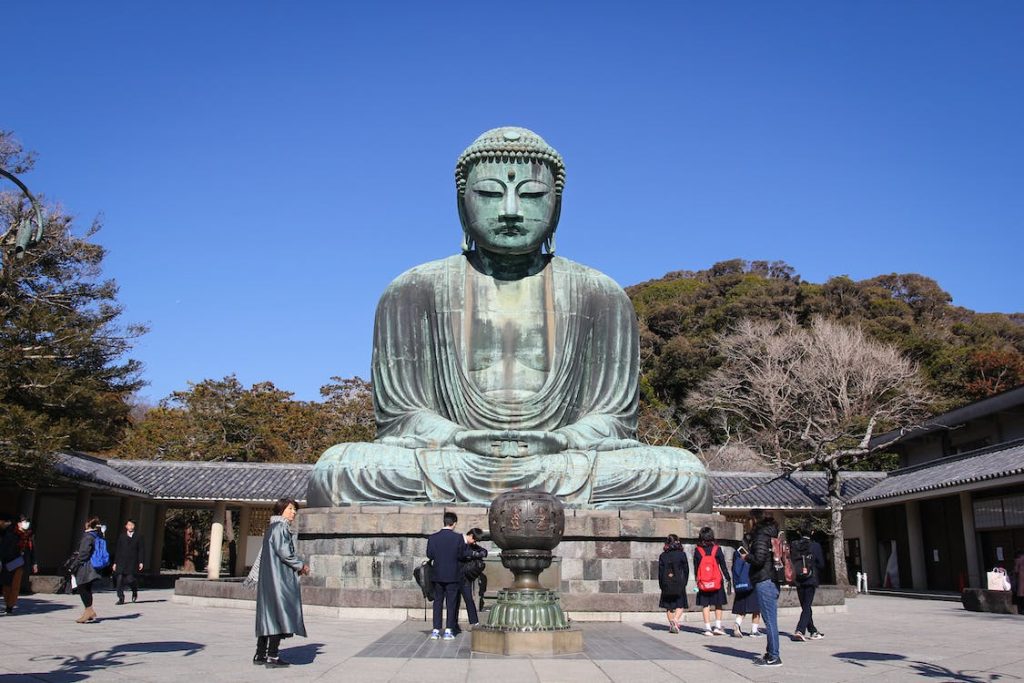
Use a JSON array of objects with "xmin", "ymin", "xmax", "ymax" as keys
[{"xmin": 307, "ymin": 127, "xmax": 710, "ymax": 511}]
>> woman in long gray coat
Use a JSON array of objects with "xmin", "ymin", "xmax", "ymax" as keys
[{"xmin": 254, "ymin": 498, "xmax": 309, "ymax": 668}]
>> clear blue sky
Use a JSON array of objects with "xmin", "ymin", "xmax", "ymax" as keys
[{"xmin": 5, "ymin": 2, "xmax": 1023, "ymax": 403}]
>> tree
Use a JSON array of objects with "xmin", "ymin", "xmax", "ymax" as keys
[
  {"xmin": 1, "ymin": 132, "xmax": 145, "ymax": 485},
  {"xmin": 119, "ymin": 374, "xmax": 376, "ymax": 462},
  {"xmin": 686, "ymin": 316, "xmax": 931, "ymax": 586}
]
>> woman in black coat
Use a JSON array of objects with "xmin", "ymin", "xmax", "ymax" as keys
[{"xmin": 658, "ymin": 534, "xmax": 689, "ymax": 634}]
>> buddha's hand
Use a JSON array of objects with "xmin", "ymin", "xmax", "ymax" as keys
[{"xmin": 455, "ymin": 430, "xmax": 568, "ymax": 457}]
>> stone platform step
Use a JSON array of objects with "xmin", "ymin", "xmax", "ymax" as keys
[{"xmin": 869, "ymin": 588, "xmax": 961, "ymax": 602}]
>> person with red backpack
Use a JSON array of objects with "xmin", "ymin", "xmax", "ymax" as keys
[
  {"xmin": 747, "ymin": 509, "xmax": 782, "ymax": 667},
  {"xmin": 693, "ymin": 526, "xmax": 731, "ymax": 636}
]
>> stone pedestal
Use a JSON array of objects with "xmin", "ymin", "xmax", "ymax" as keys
[
  {"xmin": 471, "ymin": 625, "xmax": 584, "ymax": 655},
  {"xmin": 294, "ymin": 505, "xmax": 741, "ymax": 613}
]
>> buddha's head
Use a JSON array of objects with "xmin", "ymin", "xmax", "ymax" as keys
[{"xmin": 455, "ymin": 127, "xmax": 565, "ymax": 256}]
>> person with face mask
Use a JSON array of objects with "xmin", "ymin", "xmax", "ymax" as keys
[{"xmin": 2, "ymin": 515, "xmax": 37, "ymax": 614}]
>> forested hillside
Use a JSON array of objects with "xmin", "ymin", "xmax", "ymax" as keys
[
  {"xmin": 117, "ymin": 259, "xmax": 1023, "ymax": 466},
  {"xmin": 629, "ymin": 259, "xmax": 1024, "ymax": 419}
]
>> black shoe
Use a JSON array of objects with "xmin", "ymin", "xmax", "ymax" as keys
[
  {"xmin": 131, "ymin": 594, "xmax": 137, "ymax": 603},
  {"xmin": 753, "ymin": 656, "xmax": 783, "ymax": 667},
  {"xmin": 265, "ymin": 656, "xmax": 291, "ymax": 668},
  {"xmin": 253, "ymin": 655, "xmax": 267, "ymax": 665},
  {"xmin": 115, "ymin": 599, "xmax": 125, "ymax": 606},
  {"xmin": 4, "ymin": 606, "xmax": 12, "ymax": 614}
]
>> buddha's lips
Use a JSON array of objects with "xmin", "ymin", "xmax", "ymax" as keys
[{"xmin": 496, "ymin": 226, "xmax": 525, "ymax": 235}]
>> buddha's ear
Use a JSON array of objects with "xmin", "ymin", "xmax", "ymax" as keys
[
  {"xmin": 456, "ymin": 193, "xmax": 473, "ymax": 253},
  {"xmin": 545, "ymin": 195, "xmax": 562, "ymax": 255}
]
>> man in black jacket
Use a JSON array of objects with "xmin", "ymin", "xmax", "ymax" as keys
[
  {"xmin": 791, "ymin": 520, "xmax": 826, "ymax": 641},
  {"xmin": 452, "ymin": 527, "xmax": 488, "ymax": 634},
  {"xmin": 113, "ymin": 519, "xmax": 146, "ymax": 604},
  {"xmin": 746, "ymin": 509, "xmax": 782, "ymax": 667},
  {"xmin": 426, "ymin": 512, "xmax": 467, "ymax": 640}
]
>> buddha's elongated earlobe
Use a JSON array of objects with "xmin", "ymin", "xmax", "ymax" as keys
[{"xmin": 544, "ymin": 233, "xmax": 555, "ymax": 255}]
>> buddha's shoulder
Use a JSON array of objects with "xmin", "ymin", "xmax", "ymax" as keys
[
  {"xmin": 551, "ymin": 257, "xmax": 629, "ymax": 297},
  {"xmin": 382, "ymin": 255, "xmax": 463, "ymax": 292}
]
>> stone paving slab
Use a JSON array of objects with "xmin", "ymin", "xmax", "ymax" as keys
[
  {"xmin": 355, "ymin": 622, "xmax": 697, "ymax": 660},
  {"xmin": 0, "ymin": 587, "xmax": 1023, "ymax": 681}
]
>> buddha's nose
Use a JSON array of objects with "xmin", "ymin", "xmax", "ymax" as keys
[{"xmin": 500, "ymin": 192, "xmax": 523, "ymax": 221}]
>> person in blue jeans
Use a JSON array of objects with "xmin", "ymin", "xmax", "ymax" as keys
[{"xmin": 746, "ymin": 509, "xmax": 782, "ymax": 667}]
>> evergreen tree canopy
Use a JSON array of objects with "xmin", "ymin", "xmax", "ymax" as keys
[{"xmin": 1, "ymin": 132, "xmax": 145, "ymax": 485}]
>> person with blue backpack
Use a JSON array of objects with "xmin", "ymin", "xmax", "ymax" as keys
[
  {"xmin": 730, "ymin": 531, "xmax": 762, "ymax": 637},
  {"xmin": 71, "ymin": 516, "xmax": 109, "ymax": 623}
]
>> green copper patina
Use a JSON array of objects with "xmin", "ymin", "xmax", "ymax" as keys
[{"xmin": 307, "ymin": 127, "xmax": 711, "ymax": 511}]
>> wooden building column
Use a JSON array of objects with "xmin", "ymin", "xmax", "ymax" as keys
[
  {"xmin": 959, "ymin": 492, "xmax": 981, "ymax": 588},
  {"xmin": 860, "ymin": 508, "xmax": 879, "ymax": 589},
  {"xmin": 207, "ymin": 501, "xmax": 227, "ymax": 579},
  {"xmin": 70, "ymin": 489, "xmax": 92, "ymax": 556},
  {"xmin": 150, "ymin": 504, "xmax": 167, "ymax": 573},
  {"xmin": 234, "ymin": 504, "xmax": 252, "ymax": 577},
  {"xmin": 905, "ymin": 500, "xmax": 928, "ymax": 590}
]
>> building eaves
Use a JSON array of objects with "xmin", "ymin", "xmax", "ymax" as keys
[
  {"xmin": 107, "ymin": 460, "xmax": 311, "ymax": 503},
  {"xmin": 848, "ymin": 438, "xmax": 1024, "ymax": 505},
  {"xmin": 710, "ymin": 470, "xmax": 888, "ymax": 510},
  {"xmin": 53, "ymin": 452, "xmax": 150, "ymax": 496},
  {"xmin": 870, "ymin": 384, "xmax": 1024, "ymax": 449}
]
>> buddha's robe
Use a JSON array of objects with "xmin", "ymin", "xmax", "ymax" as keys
[{"xmin": 307, "ymin": 254, "xmax": 710, "ymax": 511}]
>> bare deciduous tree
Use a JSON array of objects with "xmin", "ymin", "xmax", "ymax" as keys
[{"xmin": 687, "ymin": 316, "xmax": 931, "ymax": 586}]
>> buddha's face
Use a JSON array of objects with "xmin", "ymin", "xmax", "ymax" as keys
[{"xmin": 461, "ymin": 160, "xmax": 558, "ymax": 255}]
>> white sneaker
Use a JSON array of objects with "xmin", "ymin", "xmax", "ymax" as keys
[
  {"xmin": 442, "ymin": 629, "xmax": 455, "ymax": 640},
  {"xmin": 429, "ymin": 629, "xmax": 440, "ymax": 640}
]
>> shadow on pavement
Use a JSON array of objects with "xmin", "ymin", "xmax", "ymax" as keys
[
  {"xmin": 281, "ymin": 642, "xmax": 327, "ymax": 665},
  {"xmin": 6, "ymin": 597, "xmax": 74, "ymax": 614},
  {"xmin": 9, "ymin": 640, "xmax": 206, "ymax": 681},
  {"xmin": 642, "ymin": 621, "xmax": 673, "ymax": 632},
  {"xmin": 95, "ymin": 613, "xmax": 142, "ymax": 622},
  {"xmin": 704, "ymin": 644, "xmax": 757, "ymax": 661},
  {"xmin": 908, "ymin": 661, "xmax": 1005, "ymax": 683},
  {"xmin": 833, "ymin": 650, "xmax": 907, "ymax": 667}
]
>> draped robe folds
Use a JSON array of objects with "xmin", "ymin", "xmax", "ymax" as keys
[
  {"xmin": 255, "ymin": 519, "xmax": 307, "ymax": 638},
  {"xmin": 307, "ymin": 254, "xmax": 711, "ymax": 511}
]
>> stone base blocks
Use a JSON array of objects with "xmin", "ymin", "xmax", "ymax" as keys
[{"xmin": 294, "ymin": 505, "xmax": 744, "ymax": 614}]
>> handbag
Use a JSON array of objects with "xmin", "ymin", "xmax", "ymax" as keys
[
  {"xmin": 4, "ymin": 555, "xmax": 25, "ymax": 572},
  {"xmin": 413, "ymin": 560, "xmax": 434, "ymax": 601}
]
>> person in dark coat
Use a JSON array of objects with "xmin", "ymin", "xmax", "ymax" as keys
[
  {"xmin": 426, "ymin": 511, "xmax": 467, "ymax": 640},
  {"xmin": 0, "ymin": 515, "xmax": 20, "ymax": 614},
  {"xmin": 254, "ymin": 498, "xmax": 310, "ymax": 668},
  {"xmin": 113, "ymin": 519, "xmax": 146, "ymax": 605},
  {"xmin": 658, "ymin": 533, "xmax": 689, "ymax": 633},
  {"xmin": 791, "ymin": 520, "xmax": 826, "ymax": 641},
  {"xmin": 72, "ymin": 517, "xmax": 104, "ymax": 624},
  {"xmin": 452, "ymin": 527, "xmax": 488, "ymax": 634},
  {"xmin": 747, "ymin": 509, "xmax": 782, "ymax": 667},
  {"xmin": 694, "ymin": 526, "xmax": 731, "ymax": 635},
  {"xmin": 730, "ymin": 530, "xmax": 762, "ymax": 637}
]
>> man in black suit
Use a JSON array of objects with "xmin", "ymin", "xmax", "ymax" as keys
[
  {"xmin": 113, "ymin": 519, "xmax": 146, "ymax": 605},
  {"xmin": 425, "ymin": 511, "xmax": 466, "ymax": 640}
]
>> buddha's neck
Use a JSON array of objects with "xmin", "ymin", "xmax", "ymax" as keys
[{"xmin": 472, "ymin": 248, "xmax": 548, "ymax": 280}]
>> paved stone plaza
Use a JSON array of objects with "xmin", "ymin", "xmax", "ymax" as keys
[{"xmin": 1, "ymin": 588, "xmax": 1022, "ymax": 682}]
